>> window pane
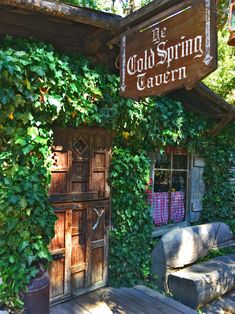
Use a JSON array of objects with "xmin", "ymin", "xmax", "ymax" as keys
[
  {"xmin": 172, "ymin": 171, "xmax": 187, "ymax": 193},
  {"xmin": 154, "ymin": 170, "xmax": 171, "ymax": 192},
  {"xmin": 155, "ymin": 153, "xmax": 171, "ymax": 169},
  {"xmin": 173, "ymin": 154, "xmax": 188, "ymax": 169},
  {"xmin": 171, "ymin": 171, "xmax": 187, "ymax": 224},
  {"xmin": 152, "ymin": 148, "xmax": 189, "ymax": 227}
]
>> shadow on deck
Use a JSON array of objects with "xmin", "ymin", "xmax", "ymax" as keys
[{"xmin": 50, "ymin": 285, "xmax": 197, "ymax": 314}]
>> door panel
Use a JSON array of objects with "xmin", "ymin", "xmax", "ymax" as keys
[
  {"xmin": 91, "ymin": 205, "xmax": 105, "ymax": 280},
  {"xmin": 92, "ymin": 132, "xmax": 111, "ymax": 199},
  {"xmin": 49, "ymin": 131, "xmax": 70, "ymax": 196},
  {"xmin": 48, "ymin": 210, "xmax": 66, "ymax": 300},
  {"xmin": 50, "ymin": 128, "xmax": 111, "ymax": 200},
  {"xmin": 71, "ymin": 205, "xmax": 88, "ymax": 292},
  {"xmin": 70, "ymin": 132, "xmax": 90, "ymax": 194},
  {"xmin": 91, "ymin": 247, "xmax": 104, "ymax": 283},
  {"xmin": 49, "ymin": 212, "xmax": 65, "ymax": 251},
  {"xmin": 48, "ymin": 128, "xmax": 111, "ymax": 304},
  {"xmin": 71, "ymin": 270, "xmax": 86, "ymax": 290},
  {"xmin": 49, "ymin": 258, "xmax": 65, "ymax": 298},
  {"xmin": 91, "ymin": 208, "xmax": 105, "ymax": 241}
]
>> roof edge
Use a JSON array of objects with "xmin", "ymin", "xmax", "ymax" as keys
[
  {"xmin": 0, "ymin": 0, "xmax": 122, "ymax": 30},
  {"xmin": 194, "ymin": 82, "xmax": 235, "ymax": 113}
]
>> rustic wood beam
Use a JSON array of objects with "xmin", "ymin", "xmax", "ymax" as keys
[
  {"xmin": 168, "ymin": 254, "xmax": 235, "ymax": 309},
  {"xmin": 193, "ymin": 83, "xmax": 234, "ymax": 112},
  {"xmin": 0, "ymin": 22, "xmax": 81, "ymax": 45},
  {"xmin": 0, "ymin": 9, "xmax": 84, "ymax": 38},
  {"xmin": 209, "ymin": 112, "xmax": 235, "ymax": 136},
  {"xmin": 82, "ymin": 29, "xmax": 111, "ymax": 55},
  {"xmin": 120, "ymin": 0, "xmax": 180, "ymax": 31},
  {"xmin": 0, "ymin": 0, "xmax": 122, "ymax": 30}
]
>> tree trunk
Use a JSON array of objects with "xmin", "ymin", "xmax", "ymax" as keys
[{"xmin": 168, "ymin": 254, "xmax": 235, "ymax": 309}]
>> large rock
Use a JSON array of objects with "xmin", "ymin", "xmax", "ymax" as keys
[
  {"xmin": 168, "ymin": 254, "xmax": 235, "ymax": 309},
  {"xmin": 151, "ymin": 222, "xmax": 235, "ymax": 290}
]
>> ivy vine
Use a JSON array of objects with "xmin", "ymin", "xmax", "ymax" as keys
[
  {"xmin": 108, "ymin": 148, "xmax": 153, "ymax": 287},
  {"xmin": 0, "ymin": 36, "xmax": 234, "ymax": 311}
]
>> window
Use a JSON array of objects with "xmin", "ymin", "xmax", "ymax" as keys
[{"xmin": 150, "ymin": 147, "xmax": 189, "ymax": 227}]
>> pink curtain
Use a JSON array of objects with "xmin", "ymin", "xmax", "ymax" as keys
[
  {"xmin": 152, "ymin": 192, "xmax": 169, "ymax": 225},
  {"xmin": 170, "ymin": 191, "xmax": 185, "ymax": 223},
  {"xmin": 152, "ymin": 191, "xmax": 185, "ymax": 225}
]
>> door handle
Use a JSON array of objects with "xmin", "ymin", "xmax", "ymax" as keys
[
  {"xmin": 52, "ymin": 253, "xmax": 65, "ymax": 260},
  {"xmin": 92, "ymin": 207, "xmax": 104, "ymax": 231}
]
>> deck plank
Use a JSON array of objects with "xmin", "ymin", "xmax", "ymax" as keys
[
  {"xmin": 51, "ymin": 298, "xmax": 91, "ymax": 314},
  {"xmin": 133, "ymin": 285, "xmax": 197, "ymax": 314},
  {"xmin": 74, "ymin": 290, "xmax": 113, "ymax": 314},
  {"xmin": 50, "ymin": 285, "xmax": 197, "ymax": 314},
  {"xmin": 50, "ymin": 303, "xmax": 72, "ymax": 314},
  {"xmin": 95, "ymin": 287, "xmax": 143, "ymax": 314},
  {"xmin": 120, "ymin": 287, "xmax": 180, "ymax": 314}
]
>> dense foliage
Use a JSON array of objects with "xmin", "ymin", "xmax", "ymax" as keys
[
  {"xmin": 197, "ymin": 245, "xmax": 235, "ymax": 264},
  {"xmin": 200, "ymin": 124, "xmax": 235, "ymax": 221},
  {"xmin": 109, "ymin": 148, "xmax": 153, "ymax": 286},
  {"xmin": 58, "ymin": 0, "xmax": 151, "ymax": 15},
  {"xmin": 217, "ymin": 0, "xmax": 230, "ymax": 29},
  {"xmin": 0, "ymin": 36, "xmax": 234, "ymax": 311},
  {"xmin": 204, "ymin": 30, "xmax": 235, "ymax": 106}
]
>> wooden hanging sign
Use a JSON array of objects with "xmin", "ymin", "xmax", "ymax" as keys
[{"xmin": 120, "ymin": 0, "xmax": 217, "ymax": 99}]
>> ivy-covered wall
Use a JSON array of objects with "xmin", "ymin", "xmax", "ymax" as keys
[{"xmin": 0, "ymin": 36, "xmax": 234, "ymax": 310}]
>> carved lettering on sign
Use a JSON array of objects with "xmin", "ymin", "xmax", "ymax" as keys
[{"xmin": 120, "ymin": 0, "xmax": 217, "ymax": 99}]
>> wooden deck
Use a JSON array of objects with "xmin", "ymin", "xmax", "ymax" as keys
[{"xmin": 50, "ymin": 285, "xmax": 197, "ymax": 314}]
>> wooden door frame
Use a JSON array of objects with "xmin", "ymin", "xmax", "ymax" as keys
[{"xmin": 49, "ymin": 127, "xmax": 112, "ymax": 305}]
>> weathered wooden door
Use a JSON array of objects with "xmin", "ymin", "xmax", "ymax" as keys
[{"xmin": 48, "ymin": 128, "xmax": 112, "ymax": 304}]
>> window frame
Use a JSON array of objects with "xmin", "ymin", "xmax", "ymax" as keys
[{"xmin": 150, "ymin": 149, "xmax": 191, "ymax": 237}]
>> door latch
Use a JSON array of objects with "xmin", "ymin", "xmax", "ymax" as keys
[
  {"xmin": 92, "ymin": 207, "xmax": 104, "ymax": 231},
  {"xmin": 52, "ymin": 253, "xmax": 65, "ymax": 260}
]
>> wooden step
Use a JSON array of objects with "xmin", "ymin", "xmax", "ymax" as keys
[
  {"xmin": 133, "ymin": 285, "xmax": 197, "ymax": 313},
  {"xmin": 168, "ymin": 254, "xmax": 235, "ymax": 309}
]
